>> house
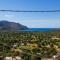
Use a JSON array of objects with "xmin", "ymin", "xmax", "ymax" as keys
[
  {"xmin": 52, "ymin": 36, "xmax": 60, "ymax": 40},
  {"xmin": 15, "ymin": 56, "xmax": 22, "ymax": 60},
  {"xmin": 4, "ymin": 57, "xmax": 13, "ymax": 60},
  {"xmin": 4, "ymin": 56, "xmax": 22, "ymax": 60},
  {"xmin": 53, "ymin": 53, "xmax": 60, "ymax": 60}
]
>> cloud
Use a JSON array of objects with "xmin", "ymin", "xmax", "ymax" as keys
[
  {"xmin": 19, "ymin": 19, "xmax": 60, "ymax": 28},
  {"xmin": 4, "ymin": 14, "xmax": 14, "ymax": 18}
]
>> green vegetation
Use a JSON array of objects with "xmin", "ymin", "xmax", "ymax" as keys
[{"xmin": 0, "ymin": 31, "xmax": 60, "ymax": 60}]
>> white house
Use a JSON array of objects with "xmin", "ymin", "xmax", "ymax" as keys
[
  {"xmin": 15, "ymin": 56, "xmax": 22, "ymax": 60},
  {"xmin": 4, "ymin": 57, "xmax": 13, "ymax": 60},
  {"xmin": 4, "ymin": 56, "xmax": 22, "ymax": 60}
]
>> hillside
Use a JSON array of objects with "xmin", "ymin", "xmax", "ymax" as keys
[{"xmin": 0, "ymin": 20, "xmax": 28, "ymax": 31}]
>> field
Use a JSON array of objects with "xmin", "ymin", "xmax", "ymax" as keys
[{"xmin": 0, "ymin": 31, "xmax": 60, "ymax": 60}]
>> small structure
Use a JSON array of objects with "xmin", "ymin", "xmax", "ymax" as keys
[
  {"xmin": 15, "ymin": 56, "xmax": 22, "ymax": 60},
  {"xmin": 21, "ymin": 43, "xmax": 24, "ymax": 46},
  {"xmin": 4, "ymin": 56, "xmax": 22, "ymax": 60},
  {"xmin": 53, "ymin": 55, "xmax": 57, "ymax": 60},
  {"xmin": 53, "ymin": 53, "xmax": 60, "ymax": 60},
  {"xmin": 4, "ymin": 57, "xmax": 13, "ymax": 60},
  {"xmin": 52, "ymin": 36, "xmax": 60, "ymax": 40}
]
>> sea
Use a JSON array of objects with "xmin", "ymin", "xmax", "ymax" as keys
[{"xmin": 20, "ymin": 28, "xmax": 58, "ymax": 32}]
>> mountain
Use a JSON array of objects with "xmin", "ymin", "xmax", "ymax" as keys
[{"xmin": 0, "ymin": 20, "xmax": 28, "ymax": 31}]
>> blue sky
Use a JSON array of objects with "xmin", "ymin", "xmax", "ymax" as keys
[{"xmin": 0, "ymin": 0, "xmax": 60, "ymax": 28}]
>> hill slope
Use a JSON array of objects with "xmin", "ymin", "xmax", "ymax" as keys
[{"xmin": 0, "ymin": 20, "xmax": 28, "ymax": 31}]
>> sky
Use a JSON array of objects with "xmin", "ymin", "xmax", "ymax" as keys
[{"xmin": 0, "ymin": 0, "xmax": 60, "ymax": 28}]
